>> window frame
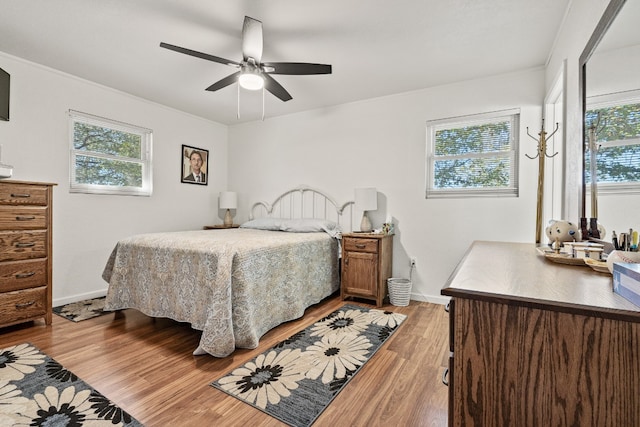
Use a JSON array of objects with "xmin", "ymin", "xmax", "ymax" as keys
[
  {"xmin": 586, "ymin": 90, "xmax": 640, "ymax": 195},
  {"xmin": 69, "ymin": 110, "xmax": 153, "ymax": 196},
  {"xmin": 425, "ymin": 109, "xmax": 520, "ymax": 199}
]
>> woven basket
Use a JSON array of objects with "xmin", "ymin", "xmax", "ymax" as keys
[{"xmin": 387, "ymin": 278, "xmax": 411, "ymax": 306}]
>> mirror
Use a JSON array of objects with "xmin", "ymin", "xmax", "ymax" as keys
[{"xmin": 580, "ymin": 0, "xmax": 640, "ymax": 244}]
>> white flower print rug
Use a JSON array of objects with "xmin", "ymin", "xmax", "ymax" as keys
[
  {"xmin": 0, "ymin": 343, "xmax": 142, "ymax": 426},
  {"xmin": 53, "ymin": 297, "xmax": 111, "ymax": 322},
  {"xmin": 211, "ymin": 304, "xmax": 407, "ymax": 427}
]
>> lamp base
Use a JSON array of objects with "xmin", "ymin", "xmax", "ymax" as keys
[
  {"xmin": 360, "ymin": 212, "xmax": 372, "ymax": 232},
  {"xmin": 224, "ymin": 209, "xmax": 234, "ymax": 227}
]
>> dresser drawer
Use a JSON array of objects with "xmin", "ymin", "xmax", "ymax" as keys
[
  {"xmin": 0, "ymin": 286, "xmax": 47, "ymax": 325},
  {"xmin": 343, "ymin": 237, "xmax": 379, "ymax": 253},
  {"xmin": 0, "ymin": 206, "xmax": 48, "ymax": 230},
  {"xmin": 0, "ymin": 183, "xmax": 49, "ymax": 206},
  {"xmin": 0, "ymin": 259, "xmax": 48, "ymax": 292},
  {"xmin": 0, "ymin": 230, "xmax": 48, "ymax": 262}
]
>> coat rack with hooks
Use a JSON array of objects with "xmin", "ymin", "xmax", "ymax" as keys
[{"xmin": 526, "ymin": 119, "xmax": 560, "ymax": 244}]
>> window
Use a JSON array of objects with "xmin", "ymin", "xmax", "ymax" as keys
[
  {"xmin": 586, "ymin": 95, "xmax": 640, "ymax": 194},
  {"xmin": 426, "ymin": 110, "xmax": 519, "ymax": 198},
  {"xmin": 69, "ymin": 110, "xmax": 152, "ymax": 196}
]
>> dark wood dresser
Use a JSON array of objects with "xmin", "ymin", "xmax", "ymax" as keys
[
  {"xmin": 0, "ymin": 180, "xmax": 55, "ymax": 328},
  {"xmin": 442, "ymin": 240, "xmax": 640, "ymax": 426}
]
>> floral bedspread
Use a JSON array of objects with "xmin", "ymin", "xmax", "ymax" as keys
[{"xmin": 102, "ymin": 228, "xmax": 340, "ymax": 357}]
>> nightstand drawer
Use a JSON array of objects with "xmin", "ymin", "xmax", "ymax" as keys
[
  {"xmin": 0, "ymin": 286, "xmax": 47, "ymax": 325},
  {"xmin": 0, "ymin": 259, "xmax": 48, "ymax": 292},
  {"xmin": 0, "ymin": 230, "xmax": 48, "ymax": 262},
  {"xmin": 343, "ymin": 237, "xmax": 379, "ymax": 253},
  {"xmin": 0, "ymin": 206, "xmax": 48, "ymax": 229},
  {"xmin": 0, "ymin": 183, "xmax": 49, "ymax": 206}
]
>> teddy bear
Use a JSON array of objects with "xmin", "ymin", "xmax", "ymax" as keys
[{"xmin": 545, "ymin": 219, "xmax": 579, "ymax": 247}]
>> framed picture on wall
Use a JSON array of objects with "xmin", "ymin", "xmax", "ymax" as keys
[{"xmin": 181, "ymin": 145, "xmax": 209, "ymax": 185}]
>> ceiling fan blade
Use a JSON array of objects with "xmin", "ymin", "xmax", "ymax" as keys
[
  {"xmin": 160, "ymin": 42, "xmax": 240, "ymax": 67},
  {"xmin": 262, "ymin": 62, "xmax": 332, "ymax": 75},
  {"xmin": 263, "ymin": 74, "xmax": 293, "ymax": 102},
  {"xmin": 205, "ymin": 71, "xmax": 241, "ymax": 92},
  {"xmin": 242, "ymin": 16, "xmax": 263, "ymax": 63}
]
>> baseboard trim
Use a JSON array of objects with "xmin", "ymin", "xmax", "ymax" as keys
[
  {"xmin": 409, "ymin": 293, "xmax": 450, "ymax": 305},
  {"xmin": 53, "ymin": 290, "xmax": 108, "ymax": 307}
]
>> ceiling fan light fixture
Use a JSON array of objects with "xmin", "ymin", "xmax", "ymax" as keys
[
  {"xmin": 160, "ymin": 16, "xmax": 330, "ymax": 103},
  {"xmin": 238, "ymin": 71, "xmax": 264, "ymax": 91}
]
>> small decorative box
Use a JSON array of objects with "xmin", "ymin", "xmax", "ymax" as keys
[{"xmin": 613, "ymin": 262, "xmax": 640, "ymax": 307}]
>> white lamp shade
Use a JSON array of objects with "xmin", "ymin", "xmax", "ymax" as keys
[
  {"xmin": 219, "ymin": 191, "xmax": 237, "ymax": 209},
  {"xmin": 355, "ymin": 188, "xmax": 377, "ymax": 211}
]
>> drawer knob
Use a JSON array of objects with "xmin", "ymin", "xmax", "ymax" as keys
[
  {"xmin": 15, "ymin": 242, "xmax": 36, "ymax": 248},
  {"xmin": 16, "ymin": 216, "xmax": 36, "ymax": 221},
  {"xmin": 442, "ymin": 368, "xmax": 449, "ymax": 386},
  {"xmin": 15, "ymin": 300, "xmax": 36, "ymax": 309},
  {"xmin": 355, "ymin": 244, "xmax": 366, "ymax": 249},
  {"xmin": 16, "ymin": 272, "xmax": 36, "ymax": 279},
  {"xmin": 11, "ymin": 193, "xmax": 31, "ymax": 198}
]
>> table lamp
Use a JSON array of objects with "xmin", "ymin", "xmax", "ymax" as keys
[
  {"xmin": 219, "ymin": 191, "xmax": 237, "ymax": 227},
  {"xmin": 355, "ymin": 187, "xmax": 377, "ymax": 232}
]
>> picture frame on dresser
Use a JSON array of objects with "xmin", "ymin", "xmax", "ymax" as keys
[
  {"xmin": 0, "ymin": 180, "xmax": 56, "ymax": 328},
  {"xmin": 181, "ymin": 145, "xmax": 209, "ymax": 185}
]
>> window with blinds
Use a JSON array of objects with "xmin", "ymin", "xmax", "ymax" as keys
[
  {"xmin": 425, "ymin": 110, "xmax": 519, "ymax": 198},
  {"xmin": 586, "ymin": 100, "xmax": 640, "ymax": 194},
  {"xmin": 69, "ymin": 110, "xmax": 153, "ymax": 196}
]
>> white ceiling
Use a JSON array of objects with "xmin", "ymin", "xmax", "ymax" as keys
[{"xmin": 0, "ymin": 0, "xmax": 570, "ymax": 125}]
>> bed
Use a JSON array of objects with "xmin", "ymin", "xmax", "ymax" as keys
[{"xmin": 101, "ymin": 186, "xmax": 354, "ymax": 357}]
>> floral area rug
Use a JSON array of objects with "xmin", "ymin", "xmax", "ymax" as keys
[
  {"xmin": 53, "ymin": 297, "xmax": 110, "ymax": 322},
  {"xmin": 0, "ymin": 343, "xmax": 142, "ymax": 426},
  {"xmin": 211, "ymin": 304, "xmax": 407, "ymax": 427}
]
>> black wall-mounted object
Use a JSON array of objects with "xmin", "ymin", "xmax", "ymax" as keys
[{"xmin": 0, "ymin": 67, "xmax": 9, "ymax": 121}]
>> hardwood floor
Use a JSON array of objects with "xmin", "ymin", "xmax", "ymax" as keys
[{"xmin": 0, "ymin": 294, "xmax": 450, "ymax": 426}]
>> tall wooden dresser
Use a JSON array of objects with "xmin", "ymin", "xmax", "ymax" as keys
[{"xmin": 0, "ymin": 180, "xmax": 55, "ymax": 328}]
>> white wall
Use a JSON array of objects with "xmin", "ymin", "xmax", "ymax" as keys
[
  {"xmin": 0, "ymin": 52, "xmax": 228, "ymax": 305},
  {"xmin": 228, "ymin": 68, "xmax": 544, "ymax": 303},
  {"xmin": 545, "ymin": 0, "xmax": 611, "ymax": 220}
]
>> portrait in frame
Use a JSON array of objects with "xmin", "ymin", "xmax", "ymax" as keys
[{"xmin": 181, "ymin": 145, "xmax": 209, "ymax": 185}]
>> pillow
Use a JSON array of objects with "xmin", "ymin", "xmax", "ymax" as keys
[
  {"xmin": 241, "ymin": 218, "xmax": 342, "ymax": 238},
  {"xmin": 240, "ymin": 218, "xmax": 283, "ymax": 231}
]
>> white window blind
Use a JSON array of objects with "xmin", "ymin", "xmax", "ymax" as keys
[
  {"xmin": 426, "ymin": 109, "xmax": 519, "ymax": 198},
  {"xmin": 69, "ymin": 110, "xmax": 153, "ymax": 196}
]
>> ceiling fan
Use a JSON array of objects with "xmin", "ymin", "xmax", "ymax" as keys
[{"xmin": 160, "ymin": 16, "xmax": 332, "ymax": 102}]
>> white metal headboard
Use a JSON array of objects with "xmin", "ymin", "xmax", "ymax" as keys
[{"xmin": 250, "ymin": 185, "xmax": 355, "ymax": 232}]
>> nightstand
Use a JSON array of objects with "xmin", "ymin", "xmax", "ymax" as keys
[
  {"xmin": 341, "ymin": 232, "xmax": 393, "ymax": 307},
  {"xmin": 203, "ymin": 224, "xmax": 240, "ymax": 229}
]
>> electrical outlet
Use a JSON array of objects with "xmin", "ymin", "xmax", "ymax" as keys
[{"xmin": 410, "ymin": 257, "xmax": 416, "ymax": 268}]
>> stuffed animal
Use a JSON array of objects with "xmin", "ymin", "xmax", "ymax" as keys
[{"xmin": 546, "ymin": 219, "xmax": 579, "ymax": 246}]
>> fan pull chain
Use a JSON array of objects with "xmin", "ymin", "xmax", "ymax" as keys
[
  {"xmin": 261, "ymin": 86, "xmax": 265, "ymax": 121},
  {"xmin": 237, "ymin": 84, "xmax": 241, "ymax": 120}
]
